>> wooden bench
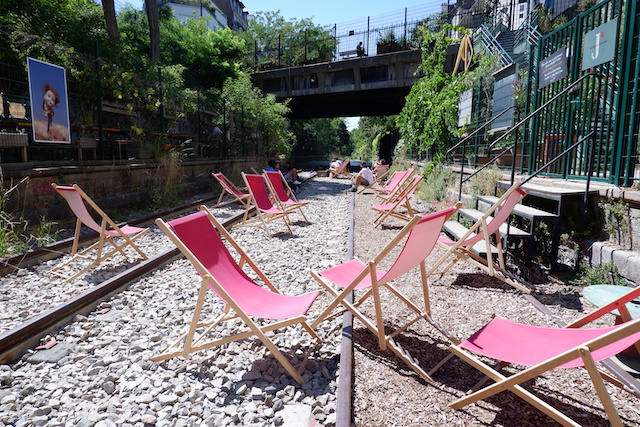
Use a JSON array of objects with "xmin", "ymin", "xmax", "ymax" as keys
[{"xmin": 340, "ymin": 49, "xmax": 358, "ymax": 59}]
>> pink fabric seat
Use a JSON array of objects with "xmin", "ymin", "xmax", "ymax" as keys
[
  {"xmin": 212, "ymin": 172, "xmax": 251, "ymax": 211},
  {"xmin": 264, "ymin": 170, "xmax": 309, "ymax": 222},
  {"xmin": 169, "ymin": 211, "xmax": 318, "ymax": 319},
  {"xmin": 427, "ymin": 183, "xmax": 530, "ymax": 293},
  {"xmin": 445, "ymin": 311, "xmax": 640, "ymax": 426},
  {"xmin": 154, "ymin": 208, "xmax": 322, "ymax": 384},
  {"xmin": 312, "ymin": 205, "xmax": 462, "ymax": 380},
  {"xmin": 241, "ymin": 173, "xmax": 292, "ymax": 236},
  {"xmin": 460, "ymin": 316, "xmax": 640, "ymax": 369},
  {"xmin": 50, "ymin": 184, "xmax": 149, "ymax": 281},
  {"xmin": 371, "ymin": 175, "xmax": 423, "ymax": 227}
]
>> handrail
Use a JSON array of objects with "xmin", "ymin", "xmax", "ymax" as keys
[
  {"xmin": 464, "ymin": 71, "xmax": 602, "ymax": 185},
  {"xmin": 459, "ymin": 71, "xmax": 603, "ymax": 240},
  {"xmin": 446, "ymin": 106, "xmax": 513, "ymax": 156},
  {"xmin": 477, "ymin": 25, "xmax": 513, "ymax": 66},
  {"xmin": 449, "ymin": 106, "xmax": 514, "ymax": 203}
]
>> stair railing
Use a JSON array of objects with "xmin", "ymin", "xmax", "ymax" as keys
[
  {"xmin": 446, "ymin": 106, "xmax": 514, "ymax": 202},
  {"xmin": 475, "ymin": 26, "xmax": 513, "ymax": 67},
  {"xmin": 458, "ymin": 71, "xmax": 603, "ymax": 236}
]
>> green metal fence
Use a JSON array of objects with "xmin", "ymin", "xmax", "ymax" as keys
[{"xmin": 528, "ymin": 0, "xmax": 639, "ymax": 186}]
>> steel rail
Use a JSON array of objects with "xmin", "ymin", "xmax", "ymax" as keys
[
  {"xmin": 0, "ymin": 195, "xmax": 216, "ymax": 276},
  {"xmin": 0, "ymin": 175, "xmax": 315, "ymax": 363},
  {"xmin": 0, "ymin": 209, "xmax": 246, "ymax": 364}
]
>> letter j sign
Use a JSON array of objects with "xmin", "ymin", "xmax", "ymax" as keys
[{"xmin": 582, "ymin": 19, "xmax": 618, "ymax": 70}]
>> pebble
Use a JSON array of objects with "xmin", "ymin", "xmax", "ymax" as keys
[{"xmin": 0, "ymin": 177, "xmax": 348, "ymax": 427}]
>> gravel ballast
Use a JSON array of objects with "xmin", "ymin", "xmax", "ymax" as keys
[
  {"xmin": 0, "ymin": 176, "xmax": 350, "ymax": 427},
  {"xmin": 1, "ymin": 176, "xmax": 640, "ymax": 426}
]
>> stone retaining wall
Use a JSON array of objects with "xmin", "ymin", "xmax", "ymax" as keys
[{"xmin": 0, "ymin": 158, "xmax": 264, "ymax": 229}]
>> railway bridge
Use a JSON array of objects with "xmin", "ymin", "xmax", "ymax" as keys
[{"xmin": 250, "ymin": 49, "xmax": 423, "ymax": 119}]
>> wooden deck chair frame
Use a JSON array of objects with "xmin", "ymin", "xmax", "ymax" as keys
[
  {"xmin": 357, "ymin": 168, "xmax": 391, "ymax": 194},
  {"xmin": 425, "ymin": 182, "xmax": 530, "ymax": 293},
  {"xmin": 373, "ymin": 168, "xmax": 415, "ymax": 200},
  {"xmin": 154, "ymin": 207, "xmax": 322, "ymax": 384},
  {"xmin": 311, "ymin": 204, "xmax": 462, "ymax": 381},
  {"xmin": 263, "ymin": 170, "xmax": 309, "ymax": 222},
  {"xmin": 211, "ymin": 172, "xmax": 251, "ymax": 215},
  {"xmin": 329, "ymin": 159, "xmax": 350, "ymax": 178},
  {"xmin": 240, "ymin": 172, "xmax": 293, "ymax": 236},
  {"xmin": 50, "ymin": 183, "xmax": 149, "ymax": 281},
  {"xmin": 372, "ymin": 175, "xmax": 424, "ymax": 228},
  {"xmin": 437, "ymin": 287, "xmax": 640, "ymax": 427}
]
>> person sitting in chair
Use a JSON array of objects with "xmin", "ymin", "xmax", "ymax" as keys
[
  {"xmin": 328, "ymin": 157, "xmax": 343, "ymax": 178},
  {"xmin": 266, "ymin": 159, "xmax": 301, "ymax": 185},
  {"xmin": 350, "ymin": 162, "xmax": 374, "ymax": 192},
  {"xmin": 373, "ymin": 158, "xmax": 389, "ymax": 179}
]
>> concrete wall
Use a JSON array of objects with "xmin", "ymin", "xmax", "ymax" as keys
[{"xmin": 0, "ymin": 157, "xmax": 265, "ymax": 230}]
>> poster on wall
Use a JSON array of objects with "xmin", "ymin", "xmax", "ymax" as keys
[{"xmin": 27, "ymin": 57, "xmax": 71, "ymax": 143}]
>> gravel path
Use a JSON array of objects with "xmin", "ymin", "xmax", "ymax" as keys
[
  {"xmin": 3, "ymin": 175, "xmax": 640, "ymax": 427},
  {"xmin": 349, "ymin": 189, "xmax": 640, "ymax": 426},
  {"xmin": 0, "ymin": 177, "xmax": 351, "ymax": 427}
]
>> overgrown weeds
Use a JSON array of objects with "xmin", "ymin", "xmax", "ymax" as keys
[
  {"xmin": 570, "ymin": 261, "xmax": 627, "ymax": 287},
  {"xmin": 0, "ymin": 172, "xmax": 58, "ymax": 258},
  {"xmin": 419, "ymin": 163, "xmax": 455, "ymax": 212}
]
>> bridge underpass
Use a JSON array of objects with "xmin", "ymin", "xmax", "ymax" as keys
[{"xmin": 251, "ymin": 50, "xmax": 422, "ymax": 119}]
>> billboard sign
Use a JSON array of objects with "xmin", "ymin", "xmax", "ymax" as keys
[{"xmin": 27, "ymin": 58, "xmax": 71, "ymax": 143}]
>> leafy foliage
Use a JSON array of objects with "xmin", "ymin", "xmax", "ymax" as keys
[
  {"xmin": 291, "ymin": 118, "xmax": 351, "ymax": 156},
  {"xmin": 570, "ymin": 261, "xmax": 627, "ymax": 287},
  {"xmin": 222, "ymin": 74, "xmax": 294, "ymax": 157},
  {"xmin": 398, "ymin": 23, "xmax": 467, "ymax": 159},
  {"xmin": 351, "ymin": 116, "xmax": 397, "ymax": 160},
  {"xmin": 241, "ymin": 11, "xmax": 336, "ymax": 67}
]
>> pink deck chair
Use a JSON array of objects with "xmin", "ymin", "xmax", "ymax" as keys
[
  {"xmin": 329, "ymin": 159, "xmax": 350, "ymax": 178},
  {"xmin": 371, "ymin": 175, "xmax": 423, "ymax": 227},
  {"xmin": 373, "ymin": 168, "xmax": 415, "ymax": 200},
  {"xmin": 442, "ymin": 310, "xmax": 640, "ymax": 427},
  {"xmin": 241, "ymin": 172, "xmax": 292, "ymax": 236},
  {"xmin": 426, "ymin": 182, "xmax": 530, "ymax": 293},
  {"xmin": 264, "ymin": 170, "xmax": 309, "ymax": 222},
  {"xmin": 50, "ymin": 183, "xmax": 149, "ymax": 281},
  {"xmin": 312, "ymin": 204, "xmax": 462, "ymax": 380},
  {"xmin": 154, "ymin": 208, "xmax": 322, "ymax": 384},
  {"xmin": 211, "ymin": 172, "xmax": 251, "ymax": 213}
]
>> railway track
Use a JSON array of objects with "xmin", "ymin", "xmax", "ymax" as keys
[{"xmin": 0, "ymin": 174, "xmax": 355, "ymax": 426}]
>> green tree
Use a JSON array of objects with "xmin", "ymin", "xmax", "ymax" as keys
[
  {"xmin": 291, "ymin": 118, "xmax": 351, "ymax": 156},
  {"xmin": 222, "ymin": 73, "xmax": 294, "ymax": 157},
  {"xmin": 241, "ymin": 11, "xmax": 336, "ymax": 67},
  {"xmin": 117, "ymin": 6, "xmax": 243, "ymax": 90},
  {"xmin": 352, "ymin": 116, "xmax": 397, "ymax": 160},
  {"xmin": 398, "ymin": 23, "xmax": 466, "ymax": 160}
]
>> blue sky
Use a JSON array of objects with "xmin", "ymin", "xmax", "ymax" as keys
[{"xmin": 116, "ymin": 1, "xmax": 442, "ymax": 27}]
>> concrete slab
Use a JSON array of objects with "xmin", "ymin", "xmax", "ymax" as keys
[
  {"xmin": 280, "ymin": 404, "xmax": 312, "ymax": 427},
  {"xmin": 27, "ymin": 343, "xmax": 75, "ymax": 363}
]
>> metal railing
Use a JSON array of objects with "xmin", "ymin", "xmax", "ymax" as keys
[
  {"xmin": 474, "ymin": 25, "xmax": 512, "ymax": 67},
  {"xmin": 460, "ymin": 72, "xmax": 604, "ymax": 213}
]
